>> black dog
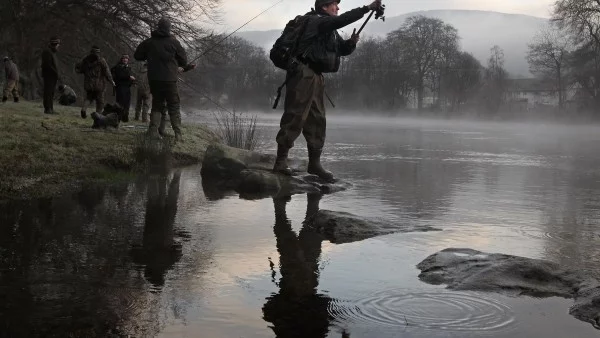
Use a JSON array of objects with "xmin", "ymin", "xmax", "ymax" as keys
[{"xmin": 91, "ymin": 103, "xmax": 122, "ymax": 129}]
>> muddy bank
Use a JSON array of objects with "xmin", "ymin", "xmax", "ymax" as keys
[
  {"xmin": 200, "ymin": 143, "xmax": 351, "ymax": 199},
  {"xmin": 417, "ymin": 248, "xmax": 600, "ymax": 329}
]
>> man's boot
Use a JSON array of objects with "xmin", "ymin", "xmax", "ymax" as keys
[
  {"xmin": 307, "ymin": 147, "xmax": 334, "ymax": 181},
  {"xmin": 2, "ymin": 97, "xmax": 7, "ymax": 103},
  {"xmin": 147, "ymin": 110, "xmax": 163, "ymax": 139},
  {"xmin": 81, "ymin": 109, "xmax": 87, "ymax": 119},
  {"xmin": 273, "ymin": 144, "xmax": 293, "ymax": 176},
  {"xmin": 13, "ymin": 97, "xmax": 19, "ymax": 103}
]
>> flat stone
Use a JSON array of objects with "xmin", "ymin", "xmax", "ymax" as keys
[
  {"xmin": 312, "ymin": 210, "xmax": 439, "ymax": 244},
  {"xmin": 201, "ymin": 143, "xmax": 351, "ymax": 199},
  {"xmin": 417, "ymin": 248, "xmax": 600, "ymax": 329}
]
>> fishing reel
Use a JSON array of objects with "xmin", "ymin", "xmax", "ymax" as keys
[{"xmin": 374, "ymin": 3, "xmax": 385, "ymax": 21}]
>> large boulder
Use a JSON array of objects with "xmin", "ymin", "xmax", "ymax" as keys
[
  {"xmin": 312, "ymin": 210, "xmax": 439, "ymax": 244},
  {"xmin": 201, "ymin": 143, "xmax": 350, "ymax": 199},
  {"xmin": 417, "ymin": 248, "xmax": 600, "ymax": 329}
]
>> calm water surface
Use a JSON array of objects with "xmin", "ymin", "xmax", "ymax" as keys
[{"xmin": 2, "ymin": 114, "xmax": 600, "ymax": 337}]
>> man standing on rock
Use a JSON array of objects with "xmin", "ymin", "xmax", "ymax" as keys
[
  {"xmin": 75, "ymin": 46, "xmax": 115, "ymax": 119},
  {"xmin": 111, "ymin": 54, "xmax": 135, "ymax": 122},
  {"xmin": 41, "ymin": 37, "xmax": 61, "ymax": 114},
  {"xmin": 2, "ymin": 56, "xmax": 19, "ymax": 103},
  {"xmin": 273, "ymin": 0, "xmax": 382, "ymax": 180},
  {"xmin": 134, "ymin": 17, "xmax": 196, "ymax": 142}
]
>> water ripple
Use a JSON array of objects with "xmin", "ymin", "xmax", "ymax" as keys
[{"xmin": 329, "ymin": 289, "xmax": 516, "ymax": 334}]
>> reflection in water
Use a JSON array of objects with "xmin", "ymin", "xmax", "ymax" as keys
[
  {"xmin": 131, "ymin": 171, "xmax": 183, "ymax": 289},
  {"xmin": 263, "ymin": 193, "xmax": 335, "ymax": 338}
]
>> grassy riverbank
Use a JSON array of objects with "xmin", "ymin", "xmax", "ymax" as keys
[{"xmin": 0, "ymin": 101, "xmax": 219, "ymax": 200}]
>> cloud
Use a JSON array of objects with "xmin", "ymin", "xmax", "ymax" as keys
[{"xmin": 215, "ymin": 0, "xmax": 554, "ymax": 31}]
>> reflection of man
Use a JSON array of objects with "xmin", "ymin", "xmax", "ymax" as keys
[
  {"xmin": 263, "ymin": 194, "xmax": 332, "ymax": 337},
  {"xmin": 130, "ymin": 171, "xmax": 182, "ymax": 288}
]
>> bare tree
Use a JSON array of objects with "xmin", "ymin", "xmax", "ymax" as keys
[
  {"xmin": 553, "ymin": 0, "xmax": 600, "ymax": 46},
  {"xmin": 527, "ymin": 26, "xmax": 573, "ymax": 109},
  {"xmin": 389, "ymin": 15, "xmax": 459, "ymax": 111},
  {"xmin": 481, "ymin": 45, "xmax": 508, "ymax": 114}
]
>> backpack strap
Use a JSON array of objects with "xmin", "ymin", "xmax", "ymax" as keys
[{"xmin": 273, "ymin": 15, "xmax": 313, "ymax": 109}]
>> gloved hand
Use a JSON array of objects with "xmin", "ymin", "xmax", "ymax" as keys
[{"xmin": 368, "ymin": 0, "xmax": 382, "ymax": 10}]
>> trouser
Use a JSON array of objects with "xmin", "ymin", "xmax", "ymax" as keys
[
  {"xmin": 83, "ymin": 89, "xmax": 105, "ymax": 113},
  {"xmin": 149, "ymin": 81, "xmax": 181, "ymax": 136},
  {"xmin": 43, "ymin": 75, "xmax": 58, "ymax": 112},
  {"xmin": 3, "ymin": 79, "xmax": 19, "ymax": 100},
  {"xmin": 135, "ymin": 91, "xmax": 151, "ymax": 121},
  {"xmin": 115, "ymin": 85, "xmax": 131, "ymax": 121},
  {"xmin": 275, "ymin": 63, "xmax": 326, "ymax": 150}
]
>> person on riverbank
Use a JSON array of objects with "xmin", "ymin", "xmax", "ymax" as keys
[
  {"xmin": 41, "ymin": 37, "xmax": 60, "ymax": 114},
  {"xmin": 134, "ymin": 17, "xmax": 196, "ymax": 142},
  {"xmin": 58, "ymin": 84, "xmax": 77, "ymax": 106},
  {"xmin": 272, "ymin": 0, "xmax": 382, "ymax": 181},
  {"xmin": 111, "ymin": 54, "xmax": 135, "ymax": 122},
  {"xmin": 3, "ymin": 56, "xmax": 20, "ymax": 103},
  {"xmin": 134, "ymin": 62, "xmax": 151, "ymax": 122},
  {"xmin": 75, "ymin": 46, "xmax": 115, "ymax": 119}
]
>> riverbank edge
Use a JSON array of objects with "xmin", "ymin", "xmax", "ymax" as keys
[{"xmin": 0, "ymin": 101, "xmax": 221, "ymax": 201}]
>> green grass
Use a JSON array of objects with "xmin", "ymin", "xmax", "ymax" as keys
[{"xmin": 0, "ymin": 101, "xmax": 220, "ymax": 200}]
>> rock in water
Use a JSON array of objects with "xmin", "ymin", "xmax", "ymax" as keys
[
  {"xmin": 200, "ymin": 143, "xmax": 351, "ymax": 199},
  {"xmin": 416, "ymin": 248, "xmax": 600, "ymax": 329},
  {"xmin": 312, "ymin": 210, "xmax": 439, "ymax": 244}
]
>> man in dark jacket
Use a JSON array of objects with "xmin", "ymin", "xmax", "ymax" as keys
[
  {"xmin": 111, "ymin": 54, "xmax": 136, "ymax": 122},
  {"xmin": 3, "ymin": 56, "xmax": 19, "ymax": 103},
  {"xmin": 75, "ymin": 46, "xmax": 115, "ymax": 119},
  {"xmin": 134, "ymin": 17, "xmax": 196, "ymax": 141},
  {"xmin": 273, "ymin": 0, "xmax": 381, "ymax": 180},
  {"xmin": 41, "ymin": 37, "xmax": 60, "ymax": 114}
]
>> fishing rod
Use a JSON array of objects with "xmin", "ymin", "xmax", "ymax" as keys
[
  {"xmin": 188, "ymin": 0, "xmax": 285, "ymax": 65},
  {"xmin": 354, "ymin": 1, "xmax": 386, "ymax": 36}
]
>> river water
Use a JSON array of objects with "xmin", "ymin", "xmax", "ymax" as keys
[{"xmin": 1, "ymin": 114, "xmax": 600, "ymax": 337}]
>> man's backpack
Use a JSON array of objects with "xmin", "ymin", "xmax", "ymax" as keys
[{"xmin": 270, "ymin": 14, "xmax": 312, "ymax": 70}]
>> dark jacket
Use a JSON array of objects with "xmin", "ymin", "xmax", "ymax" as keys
[
  {"xmin": 4, "ymin": 61, "xmax": 19, "ymax": 81},
  {"xmin": 75, "ymin": 54, "xmax": 113, "ymax": 92},
  {"xmin": 299, "ymin": 6, "xmax": 368, "ymax": 73},
  {"xmin": 41, "ymin": 48, "xmax": 59, "ymax": 78},
  {"xmin": 111, "ymin": 63, "xmax": 133, "ymax": 87},
  {"xmin": 134, "ymin": 28, "xmax": 188, "ymax": 82}
]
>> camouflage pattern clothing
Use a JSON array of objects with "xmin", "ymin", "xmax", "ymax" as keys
[
  {"xmin": 3, "ymin": 60, "xmax": 20, "ymax": 102},
  {"xmin": 76, "ymin": 53, "xmax": 113, "ymax": 113},
  {"xmin": 135, "ymin": 64, "xmax": 151, "ymax": 122},
  {"xmin": 58, "ymin": 85, "xmax": 77, "ymax": 106}
]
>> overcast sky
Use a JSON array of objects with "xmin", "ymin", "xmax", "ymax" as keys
[{"xmin": 217, "ymin": 0, "xmax": 555, "ymax": 32}]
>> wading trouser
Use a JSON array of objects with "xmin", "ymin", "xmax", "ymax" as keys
[
  {"xmin": 148, "ymin": 81, "xmax": 181, "ymax": 136},
  {"xmin": 3, "ymin": 79, "xmax": 19, "ymax": 100},
  {"xmin": 43, "ymin": 75, "xmax": 58, "ymax": 112},
  {"xmin": 275, "ymin": 63, "xmax": 326, "ymax": 150},
  {"xmin": 135, "ymin": 92, "xmax": 151, "ymax": 122}
]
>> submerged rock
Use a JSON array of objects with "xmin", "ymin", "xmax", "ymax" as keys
[
  {"xmin": 417, "ymin": 248, "xmax": 600, "ymax": 329},
  {"xmin": 201, "ymin": 143, "xmax": 351, "ymax": 199},
  {"xmin": 312, "ymin": 210, "xmax": 439, "ymax": 244}
]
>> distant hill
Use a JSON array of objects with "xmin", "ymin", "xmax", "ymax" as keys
[{"xmin": 236, "ymin": 10, "xmax": 548, "ymax": 77}]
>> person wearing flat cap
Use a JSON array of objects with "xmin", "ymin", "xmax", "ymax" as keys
[
  {"xmin": 111, "ymin": 54, "xmax": 136, "ymax": 122},
  {"xmin": 40, "ymin": 37, "xmax": 61, "ymax": 114},
  {"xmin": 75, "ymin": 46, "xmax": 115, "ymax": 119}
]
